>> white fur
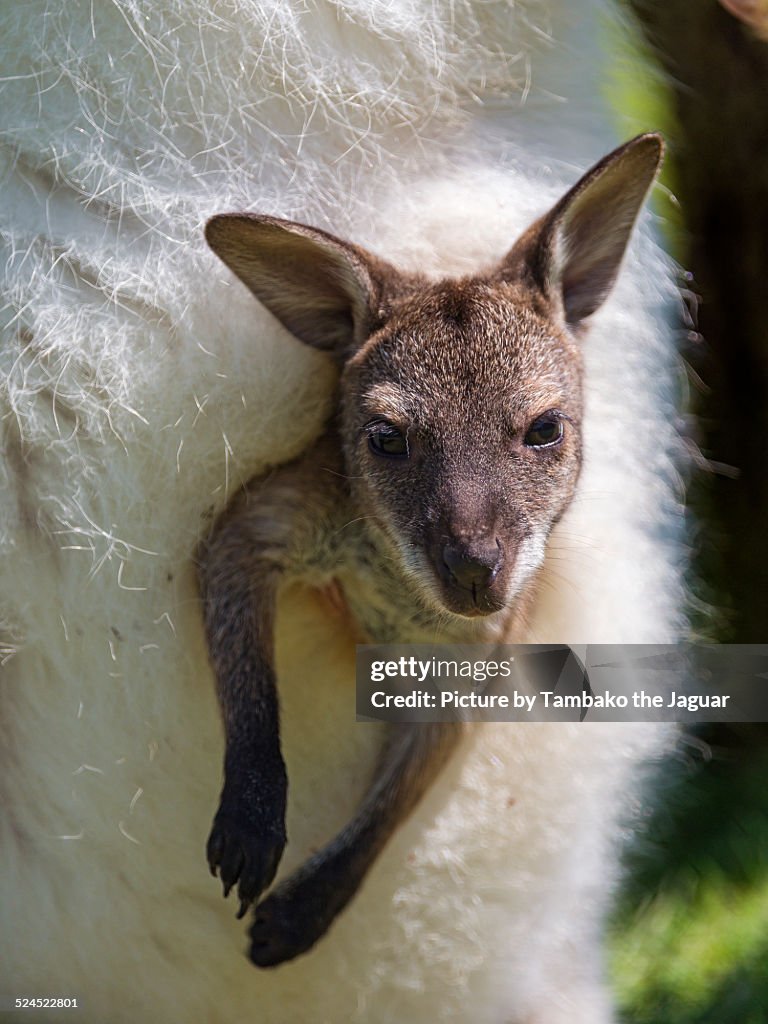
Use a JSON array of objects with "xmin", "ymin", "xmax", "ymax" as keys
[{"xmin": 0, "ymin": 1, "xmax": 683, "ymax": 1021}]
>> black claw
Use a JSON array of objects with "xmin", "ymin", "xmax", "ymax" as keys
[
  {"xmin": 221, "ymin": 847, "xmax": 245, "ymax": 893},
  {"xmin": 206, "ymin": 811, "xmax": 286, "ymax": 917},
  {"xmin": 206, "ymin": 832, "xmax": 223, "ymax": 870}
]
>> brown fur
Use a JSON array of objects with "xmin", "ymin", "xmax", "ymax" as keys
[{"xmin": 199, "ymin": 133, "xmax": 663, "ymax": 966}]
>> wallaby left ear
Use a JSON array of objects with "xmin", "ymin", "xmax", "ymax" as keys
[{"xmin": 497, "ymin": 133, "xmax": 664, "ymax": 328}]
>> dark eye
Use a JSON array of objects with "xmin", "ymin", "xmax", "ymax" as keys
[
  {"xmin": 368, "ymin": 423, "xmax": 410, "ymax": 459},
  {"xmin": 524, "ymin": 414, "xmax": 564, "ymax": 448}
]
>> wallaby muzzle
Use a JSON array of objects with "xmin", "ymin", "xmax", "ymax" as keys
[{"xmin": 429, "ymin": 533, "xmax": 510, "ymax": 616}]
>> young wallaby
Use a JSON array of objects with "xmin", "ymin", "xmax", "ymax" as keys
[{"xmin": 200, "ymin": 132, "xmax": 664, "ymax": 968}]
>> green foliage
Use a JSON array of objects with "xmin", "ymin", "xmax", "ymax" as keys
[
  {"xmin": 603, "ymin": 9, "xmax": 768, "ymax": 1023},
  {"xmin": 600, "ymin": 9, "xmax": 686, "ymax": 260},
  {"xmin": 611, "ymin": 733, "xmax": 768, "ymax": 1023}
]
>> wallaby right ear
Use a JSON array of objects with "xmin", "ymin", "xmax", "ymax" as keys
[
  {"xmin": 497, "ymin": 133, "xmax": 664, "ymax": 329},
  {"xmin": 205, "ymin": 214, "xmax": 386, "ymax": 358}
]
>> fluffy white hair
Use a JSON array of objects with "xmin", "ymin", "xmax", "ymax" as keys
[{"xmin": 0, "ymin": 1, "xmax": 683, "ymax": 1021}]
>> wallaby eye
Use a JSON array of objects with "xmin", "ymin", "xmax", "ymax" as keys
[
  {"xmin": 367, "ymin": 422, "xmax": 410, "ymax": 459},
  {"xmin": 524, "ymin": 414, "xmax": 564, "ymax": 448}
]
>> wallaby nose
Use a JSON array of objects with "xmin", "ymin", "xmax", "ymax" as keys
[{"xmin": 441, "ymin": 540, "xmax": 502, "ymax": 595}]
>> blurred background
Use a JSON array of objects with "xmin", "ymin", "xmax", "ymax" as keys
[{"xmin": 609, "ymin": 2, "xmax": 768, "ymax": 1020}]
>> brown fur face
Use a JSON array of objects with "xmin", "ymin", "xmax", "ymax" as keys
[
  {"xmin": 205, "ymin": 133, "xmax": 663, "ymax": 619},
  {"xmin": 341, "ymin": 279, "xmax": 583, "ymax": 617}
]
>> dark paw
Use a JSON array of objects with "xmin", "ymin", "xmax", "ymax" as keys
[
  {"xmin": 207, "ymin": 814, "xmax": 286, "ymax": 918},
  {"xmin": 248, "ymin": 891, "xmax": 314, "ymax": 968},
  {"xmin": 247, "ymin": 865, "xmax": 352, "ymax": 968}
]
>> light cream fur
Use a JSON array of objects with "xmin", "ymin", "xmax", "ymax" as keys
[{"xmin": 0, "ymin": 1, "xmax": 683, "ymax": 1021}]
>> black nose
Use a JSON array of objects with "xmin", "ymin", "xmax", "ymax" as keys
[{"xmin": 441, "ymin": 540, "xmax": 502, "ymax": 594}]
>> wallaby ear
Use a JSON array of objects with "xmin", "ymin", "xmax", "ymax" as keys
[
  {"xmin": 205, "ymin": 214, "xmax": 385, "ymax": 356},
  {"xmin": 498, "ymin": 133, "xmax": 664, "ymax": 329}
]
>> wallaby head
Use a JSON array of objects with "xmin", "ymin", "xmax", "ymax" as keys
[{"xmin": 206, "ymin": 133, "xmax": 663, "ymax": 620}]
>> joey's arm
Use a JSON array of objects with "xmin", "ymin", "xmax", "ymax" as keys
[
  {"xmin": 248, "ymin": 721, "xmax": 463, "ymax": 967},
  {"xmin": 199, "ymin": 440, "xmax": 343, "ymax": 918},
  {"xmin": 200, "ymin": 513, "xmax": 284, "ymax": 918}
]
